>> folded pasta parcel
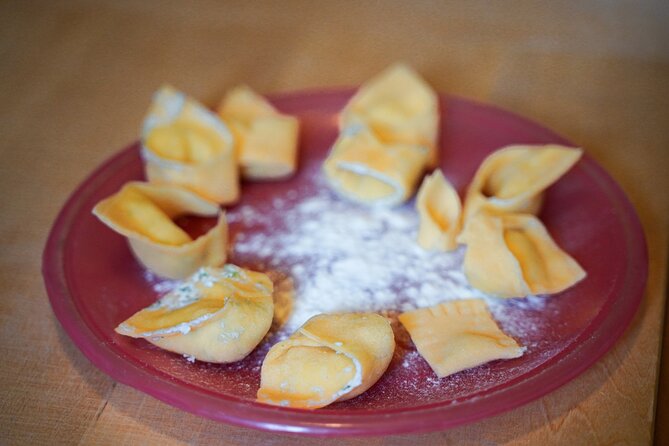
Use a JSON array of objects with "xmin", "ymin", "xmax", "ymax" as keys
[
  {"xmin": 257, "ymin": 313, "xmax": 395, "ymax": 409},
  {"xmin": 92, "ymin": 181, "xmax": 228, "ymax": 279},
  {"xmin": 324, "ymin": 64, "xmax": 439, "ymax": 206},
  {"xmin": 459, "ymin": 212, "xmax": 586, "ymax": 298},
  {"xmin": 116, "ymin": 265, "xmax": 274, "ymax": 363},
  {"xmin": 218, "ymin": 85, "xmax": 299, "ymax": 180},
  {"xmin": 340, "ymin": 63, "xmax": 440, "ymax": 167},
  {"xmin": 462, "ymin": 144, "xmax": 582, "ymax": 222},
  {"xmin": 323, "ymin": 127, "xmax": 428, "ymax": 206},
  {"xmin": 141, "ymin": 85, "xmax": 239, "ymax": 204},
  {"xmin": 416, "ymin": 169, "xmax": 462, "ymax": 251},
  {"xmin": 399, "ymin": 299, "xmax": 524, "ymax": 378}
]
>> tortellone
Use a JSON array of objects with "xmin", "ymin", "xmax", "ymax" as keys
[
  {"xmin": 324, "ymin": 64, "xmax": 439, "ymax": 206},
  {"xmin": 257, "ymin": 313, "xmax": 395, "ymax": 409},
  {"xmin": 116, "ymin": 265, "xmax": 274, "ymax": 363},
  {"xmin": 340, "ymin": 63, "xmax": 439, "ymax": 167},
  {"xmin": 463, "ymin": 144, "xmax": 582, "ymax": 222},
  {"xmin": 399, "ymin": 299, "xmax": 524, "ymax": 378},
  {"xmin": 459, "ymin": 211, "xmax": 586, "ymax": 298},
  {"xmin": 323, "ymin": 127, "xmax": 428, "ymax": 206},
  {"xmin": 92, "ymin": 182, "xmax": 228, "ymax": 279},
  {"xmin": 141, "ymin": 85, "xmax": 239, "ymax": 204},
  {"xmin": 416, "ymin": 169, "xmax": 461, "ymax": 251},
  {"xmin": 218, "ymin": 85, "xmax": 300, "ymax": 180}
]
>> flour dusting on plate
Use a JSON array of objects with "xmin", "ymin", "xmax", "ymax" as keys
[{"xmin": 227, "ymin": 175, "xmax": 547, "ymax": 338}]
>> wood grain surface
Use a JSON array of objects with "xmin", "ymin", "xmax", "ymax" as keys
[{"xmin": 1, "ymin": 1, "xmax": 667, "ymax": 444}]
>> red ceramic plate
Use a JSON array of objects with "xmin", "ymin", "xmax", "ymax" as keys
[{"xmin": 43, "ymin": 90, "xmax": 647, "ymax": 436}]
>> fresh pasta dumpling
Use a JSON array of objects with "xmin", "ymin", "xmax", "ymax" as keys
[
  {"xmin": 141, "ymin": 85, "xmax": 239, "ymax": 204},
  {"xmin": 459, "ymin": 211, "xmax": 586, "ymax": 298},
  {"xmin": 416, "ymin": 169, "xmax": 462, "ymax": 251},
  {"xmin": 462, "ymin": 145, "xmax": 582, "ymax": 222},
  {"xmin": 399, "ymin": 299, "xmax": 524, "ymax": 378},
  {"xmin": 116, "ymin": 265, "xmax": 274, "ymax": 363},
  {"xmin": 92, "ymin": 181, "xmax": 227, "ymax": 279},
  {"xmin": 323, "ymin": 64, "xmax": 439, "ymax": 206},
  {"xmin": 340, "ymin": 63, "xmax": 439, "ymax": 167},
  {"xmin": 257, "ymin": 313, "xmax": 395, "ymax": 409},
  {"xmin": 218, "ymin": 85, "xmax": 300, "ymax": 180},
  {"xmin": 323, "ymin": 127, "xmax": 428, "ymax": 206}
]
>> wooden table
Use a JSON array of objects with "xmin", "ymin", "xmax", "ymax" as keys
[{"xmin": 1, "ymin": 1, "xmax": 667, "ymax": 444}]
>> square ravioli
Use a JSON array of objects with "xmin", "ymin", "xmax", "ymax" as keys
[{"xmin": 398, "ymin": 299, "xmax": 524, "ymax": 378}]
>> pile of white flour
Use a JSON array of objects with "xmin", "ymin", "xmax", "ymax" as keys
[{"xmin": 230, "ymin": 180, "xmax": 498, "ymax": 332}]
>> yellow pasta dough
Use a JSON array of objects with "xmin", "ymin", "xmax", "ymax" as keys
[
  {"xmin": 416, "ymin": 169, "xmax": 462, "ymax": 251},
  {"xmin": 218, "ymin": 84, "xmax": 277, "ymax": 125},
  {"xmin": 340, "ymin": 63, "xmax": 440, "ymax": 167},
  {"xmin": 116, "ymin": 265, "xmax": 274, "ymax": 363},
  {"xmin": 398, "ymin": 299, "xmax": 524, "ymax": 378},
  {"xmin": 218, "ymin": 85, "xmax": 300, "ymax": 180},
  {"xmin": 323, "ymin": 127, "xmax": 429, "ymax": 206},
  {"xmin": 141, "ymin": 85, "xmax": 239, "ymax": 204},
  {"xmin": 92, "ymin": 181, "xmax": 227, "ymax": 279},
  {"xmin": 323, "ymin": 64, "xmax": 439, "ymax": 206},
  {"xmin": 271, "ymin": 276, "xmax": 294, "ymax": 330},
  {"xmin": 462, "ymin": 144, "xmax": 582, "ymax": 222},
  {"xmin": 257, "ymin": 313, "xmax": 395, "ymax": 409},
  {"xmin": 458, "ymin": 211, "xmax": 586, "ymax": 298}
]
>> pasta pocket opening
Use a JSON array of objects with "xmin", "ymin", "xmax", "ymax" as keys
[
  {"xmin": 416, "ymin": 169, "xmax": 462, "ymax": 251},
  {"xmin": 141, "ymin": 85, "xmax": 239, "ymax": 204},
  {"xmin": 324, "ymin": 128, "xmax": 428, "ymax": 206},
  {"xmin": 463, "ymin": 144, "xmax": 582, "ymax": 222},
  {"xmin": 92, "ymin": 181, "xmax": 228, "ymax": 279}
]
